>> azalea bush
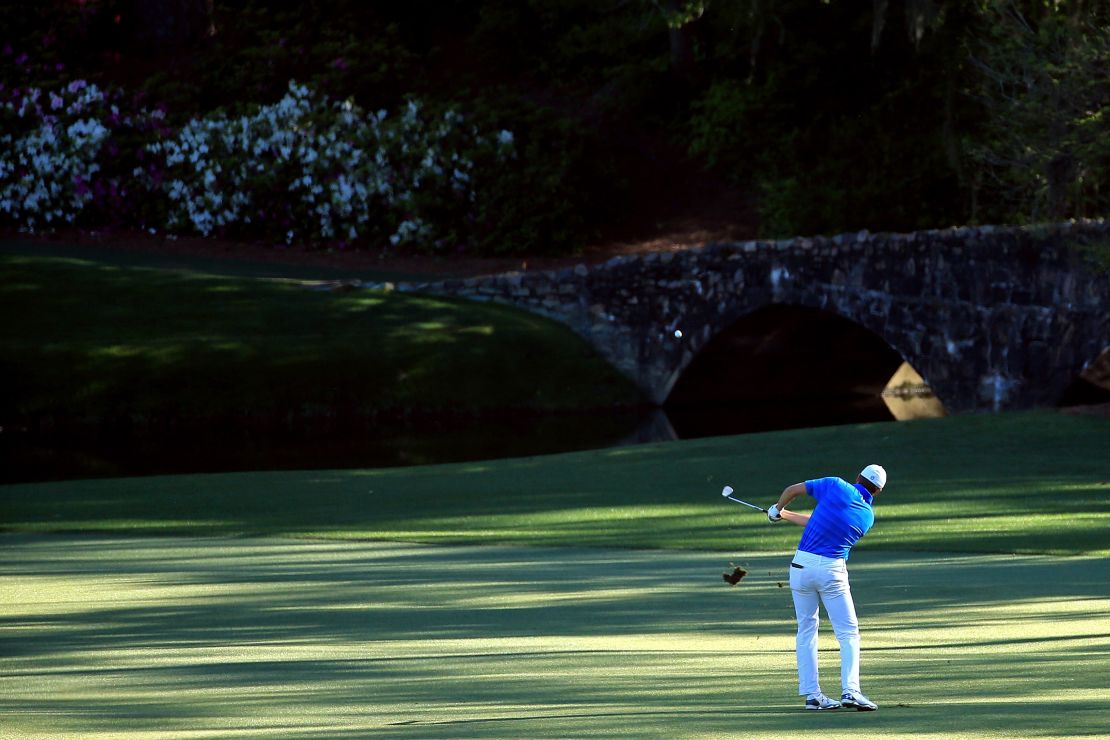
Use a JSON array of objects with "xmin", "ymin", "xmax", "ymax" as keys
[
  {"xmin": 144, "ymin": 81, "xmax": 515, "ymax": 248},
  {"xmin": 1, "ymin": 78, "xmax": 524, "ymax": 252},
  {"xmin": 0, "ymin": 80, "xmax": 164, "ymax": 230}
]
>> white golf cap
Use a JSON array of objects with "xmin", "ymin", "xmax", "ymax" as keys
[{"xmin": 860, "ymin": 464, "xmax": 887, "ymax": 490}]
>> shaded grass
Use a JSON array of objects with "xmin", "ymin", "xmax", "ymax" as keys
[
  {"xmin": 0, "ymin": 251, "xmax": 640, "ymax": 428},
  {"xmin": 0, "ymin": 238, "xmax": 439, "ymax": 282},
  {"xmin": 3, "ymin": 410, "xmax": 1108, "ymax": 555},
  {"xmin": 2, "ymin": 406, "xmax": 1106, "ymax": 736},
  {"xmin": 4, "ymin": 243, "xmax": 1107, "ymax": 738},
  {"xmin": 1, "ymin": 535, "xmax": 1107, "ymax": 738}
]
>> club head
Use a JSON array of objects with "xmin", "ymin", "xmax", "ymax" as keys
[{"xmin": 721, "ymin": 485, "xmax": 734, "ymax": 498}]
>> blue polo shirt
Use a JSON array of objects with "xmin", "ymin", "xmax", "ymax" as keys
[{"xmin": 795, "ymin": 477, "xmax": 875, "ymax": 560}]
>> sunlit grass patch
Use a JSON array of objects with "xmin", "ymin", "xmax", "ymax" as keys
[
  {"xmin": 3, "ymin": 410, "xmax": 1108, "ymax": 555},
  {"xmin": 0, "ymin": 537, "xmax": 1107, "ymax": 738}
]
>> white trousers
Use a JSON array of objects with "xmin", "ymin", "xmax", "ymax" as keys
[{"xmin": 789, "ymin": 549, "xmax": 861, "ymax": 696}]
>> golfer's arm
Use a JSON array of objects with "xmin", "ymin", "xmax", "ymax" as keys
[
  {"xmin": 780, "ymin": 509, "xmax": 810, "ymax": 526},
  {"xmin": 776, "ymin": 482, "xmax": 807, "ymax": 511},
  {"xmin": 776, "ymin": 483, "xmax": 810, "ymax": 527}
]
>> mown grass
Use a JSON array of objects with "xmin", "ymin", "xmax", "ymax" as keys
[
  {"xmin": 3, "ymin": 410, "xmax": 1108, "ymax": 555},
  {"xmin": 0, "ymin": 249, "xmax": 640, "ymax": 429},
  {"xmin": 1, "ymin": 537, "xmax": 1107, "ymax": 738},
  {"xmin": 2, "ymin": 241, "xmax": 1108, "ymax": 737},
  {"xmin": 1, "ymin": 389, "xmax": 1107, "ymax": 737}
]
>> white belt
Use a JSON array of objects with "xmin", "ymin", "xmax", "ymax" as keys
[{"xmin": 791, "ymin": 549, "xmax": 846, "ymax": 569}]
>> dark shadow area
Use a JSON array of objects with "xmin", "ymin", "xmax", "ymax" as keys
[
  {"xmin": 0, "ymin": 301, "xmax": 948, "ymax": 483},
  {"xmin": 665, "ymin": 305, "xmax": 905, "ymax": 437},
  {"xmin": 1058, "ymin": 346, "xmax": 1110, "ymax": 408},
  {"xmin": 0, "ymin": 409, "xmax": 651, "ymax": 484},
  {"xmin": 0, "ymin": 249, "xmax": 647, "ymax": 483},
  {"xmin": 0, "ymin": 239, "xmax": 434, "ymax": 283},
  {"xmin": 1059, "ymin": 377, "xmax": 1110, "ymax": 407}
]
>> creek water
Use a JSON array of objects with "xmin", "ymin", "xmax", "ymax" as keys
[
  {"xmin": 2, "ymin": 293, "xmax": 949, "ymax": 484},
  {"xmin": 1, "ymin": 393, "xmax": 908, "ymax": 484}
]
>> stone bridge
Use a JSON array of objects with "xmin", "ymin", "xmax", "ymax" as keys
[{"xmin": 400, "ymin": 221, "xmax": 1110, "ymax": 413}]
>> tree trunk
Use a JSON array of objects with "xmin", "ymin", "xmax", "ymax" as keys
[
  {"xmin": 1046, "ymin": 153, "xmax": 1075, "ymax": 220},
  {"xmin": 663, "ymin": 1, "xmax": 699, "ymax": 85},
  {"xmin": 668, "ymin": 25, "xmax": 695, "ymax": 80}
]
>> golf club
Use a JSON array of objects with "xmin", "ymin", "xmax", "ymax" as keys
[{"xmin": 721, "ymin": 485, "xmax": 767, "ymax": 512}]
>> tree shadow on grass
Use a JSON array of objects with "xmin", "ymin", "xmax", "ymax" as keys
[{"xmin": 1, "ymin": 536, "xmax": 1107, "ymax": 737}]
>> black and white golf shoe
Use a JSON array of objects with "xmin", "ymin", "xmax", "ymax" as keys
[
  {"xmin": 804, "ymin": 693, "xmax": 841, "ymax": 710},
  {"xmin": 840, "ymin": 690, "xmax": 878, "ymax": 711}
]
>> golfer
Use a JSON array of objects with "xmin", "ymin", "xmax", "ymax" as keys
[{"xmin": 767, "ymin": 464, "xmax": 886, "ymax": 711}]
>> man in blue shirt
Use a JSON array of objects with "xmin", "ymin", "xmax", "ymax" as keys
[{"xmin": 766, "ymin": 464, "xmax": 886, "ymax": 712}]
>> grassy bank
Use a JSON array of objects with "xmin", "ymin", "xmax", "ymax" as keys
[
  {"xmin": 0, "ymin": 249, "xmax": 640, "ymax": 431},
  {"xmin": 3, "ymin": 410, "xmax": 1107, "ymax": 555}
]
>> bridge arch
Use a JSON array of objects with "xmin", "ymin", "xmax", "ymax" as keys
[
  {"xmin": 660, "ymin": 300, "xmax": 938, "ymax": 410},
  {"xmin": 402, "ymin": 220, "xmax": 1110, "ymax": 415},
  {"xmin": 663, "ymin": 303, "xmax": 931, "ymax": 434},
  {"xmin": 1060, "ymin": 346, "xmax": 1110, "ymax": 407}
]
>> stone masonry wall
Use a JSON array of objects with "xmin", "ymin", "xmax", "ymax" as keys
[{"xmin": 393, "ymin": 220, "xmax": 1110, "ymax": 413}]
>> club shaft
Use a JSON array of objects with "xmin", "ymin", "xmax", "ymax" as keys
[{"xmin": 725, "ymin": 495, "xmax": 766, "ymax": 512}]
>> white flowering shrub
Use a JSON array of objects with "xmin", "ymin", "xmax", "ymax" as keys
[
  {"xmin": 146, "ymin": 81, "xmax": 515, "ymax": 248},
  {"xmin": 1, "ymin": 82, "xmax": 112, "ymax": 228},
  {"xmin": 0, "ymin": 80, "xmax": 169, "ymax": 230},
  {"xmin": 1, "ymin": 78, "xmax": 517, "ymax": 251},
  {"xmin": 378, "ymin": 99, "xmax": 514, "ymax": 249}
]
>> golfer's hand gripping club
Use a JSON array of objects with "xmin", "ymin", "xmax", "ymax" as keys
[{"xmin": 766, "ymin": 504, "xmax": 783, "ymax": 523}]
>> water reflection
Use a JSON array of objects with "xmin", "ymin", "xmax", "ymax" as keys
[
  {"xmin": 663, "ymin": 394, "xmax": 897, "ymax": 440},
  {"xmin": 880, "ymin": 362, "xmax": 947, "ymax": 421},
  {"xmin": 3, "ymin": 348, "xmax": 951, "ymax": 483},
  {"xmin": 2, "ymin": 387, "xmax": 947, "ymax": 484},
  {"xmin": 0, "ymin": 411, "xmax": 646, "ymax": 484}
]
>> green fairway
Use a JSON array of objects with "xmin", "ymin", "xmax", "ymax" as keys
[
  {"xmin": 3, "ymin": 410, "xmax": 1108, "ymax": 555},
  {"xmin": 1, "ymin": 535, "xmax": 1107, "ymax": 738},
  {"xmin": 2, "ymin": 409, "xmax": 1107, "ymax": 736}
]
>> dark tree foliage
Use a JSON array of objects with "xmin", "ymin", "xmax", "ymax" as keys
[
  {"xmin": 122, "ymin": 0, "xmax": 214, "ymax": 51},
  {"xmin": 2, "ymin": 0, "xmax": 1106, "ymax": 252}
]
